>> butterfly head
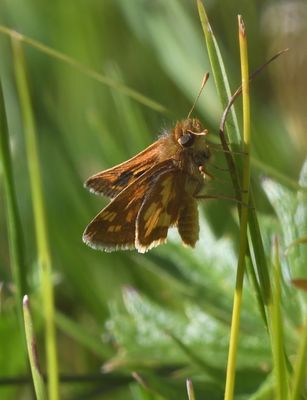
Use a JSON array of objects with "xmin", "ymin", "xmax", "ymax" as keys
[{"xmin": 175, "ymin": 118, "xmax": 211, "ymax": 170}]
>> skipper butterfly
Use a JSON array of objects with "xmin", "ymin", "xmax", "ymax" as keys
[
  {"xmin": 83, "ymin": 117, "xmax": 212, "ymax": 253},
  {"xmin": 83, "ymin": 51, "xmax": 290, "ymax": 253}
]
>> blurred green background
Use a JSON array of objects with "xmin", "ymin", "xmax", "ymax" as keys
[{"xmin": 0, "ymin": 0, "xmax": 306, "ymax": 399}]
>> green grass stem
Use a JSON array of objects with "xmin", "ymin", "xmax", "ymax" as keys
[
  {"xmin": 186, "ymin": 379, "xmax": 196, "ymax": 400},
  {"xmin": 12, "ymin": 36, "xmax": 59, "ymax": 400},
  {"xmin": 197, "ymin": 0, "xmax": 240, "ymax": 142},
  {"xmin": 23, "ymin": 295, "xmax": 47, "ymax": 400},
  {"xmin": 270, "ymin": 237, "xmax": 290, "ymax": 399},
  {"xmin": 197, "ymin": 1, "xmax": 271, "ymax": 310},
  {"xmin": 0, "ymin": 25, "xmax": 167, "ymax": 114},
  {"xmin": 0, "ymin": 71, "xmax": 27, "ymax": 328},
  {"xmin": 224, "ymin": 16, "xmax": 251, "ymax": 400}
]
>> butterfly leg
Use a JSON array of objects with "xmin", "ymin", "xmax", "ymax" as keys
[
  {"xmin": 199, "ymin": 165, "xmax": 214, "ymax": 180},
  {"xmin": 195, "ymin": 193, "xmax": 252, "ymax": 208}
]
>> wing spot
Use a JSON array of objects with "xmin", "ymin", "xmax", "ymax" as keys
[
  {"xmin": 143, "ymin": 203, "xmax": 158, "ymax": 222},
  {"xmin": 160, "ymin": 177, "xmax": 172, "ymax": 203},
  {"xmin": 125, "ymin": 198, "xmax": 135, "ymax": 210},
  {"xmin": 107, "ymin": 225, "xmax": 122, "ymax": 232},
  {"xmin": 103, "ymin": 211, "xmax": 117, "ymax": 222},
  {"xmin": 126, "ymin": 210, "xmax": 134, "ymax": 223},
  {"xmin": 144, "ymin": 208, "xmax": 161, "ymax": 237}
]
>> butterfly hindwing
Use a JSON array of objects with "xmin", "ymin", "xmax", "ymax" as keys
[
  {"xmin": 83, "ymin": 160, "xmax": 177, "ymax": 251},
  {"xmin": 135, "ymin": 170, "xmax": 185, "ymax": 253}
]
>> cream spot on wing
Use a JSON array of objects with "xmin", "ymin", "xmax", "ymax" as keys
[
  {"xmin": 143, "ymin": 203, "xmax": 158, "ymax": 222},
  {"xmin": 142, "ymin": 177, "xmax": 174, "ymax": 238},
  {"xmin": 103, "ymin": 211, "xmax": 117, "ymax": 222},
  {"xmin": 126, "ymin": 210, "xmax": 134, "ymax": 223},
  {"xmin": 144, "ymin": 208, "xmax": 161, "ymax": 237},
  {"xmin": 125, "ymin": 198, "xmax": 135, "ymax": 210},
  {"xmin": 107, "ymin": 225, "xmax": 122, "ymax": 232},
  {"xmin": 160, "ymin": 177, "xmax": 172, "ymax": 202},
  {"xmin": 160, "ymin": 212, "xmax": 172, "ymax": 227}
]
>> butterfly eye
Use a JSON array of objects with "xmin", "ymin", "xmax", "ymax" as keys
[{"xmin": 178, "ymin": 133, "xmax": 195, "ymax": 148}]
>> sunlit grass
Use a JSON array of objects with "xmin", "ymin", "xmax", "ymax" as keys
[
  {"xmin": 0, "ymin": 72, "xmax": 26, "ymax": 330},
  {"xmin": 0, "ymin": 1, "xmax": 306, "ymax": 399},
  {"xmin": 12, "ymin": 36, "xmax": 59, "ymax": 399}
]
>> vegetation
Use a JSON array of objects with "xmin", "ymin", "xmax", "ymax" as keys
[{"xmin": 0, "ymin": 1, "xmax": 306, "ymax": 399}]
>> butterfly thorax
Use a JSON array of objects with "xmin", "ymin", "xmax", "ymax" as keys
[{"xmin": 171, "ymin": 118, "xmax": 211, "ymax": 183}]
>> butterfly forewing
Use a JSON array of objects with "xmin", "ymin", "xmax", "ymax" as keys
[
  {"xmin": 85, "ymin": 140, "xmax": 164, "ymax": 198},
  {"xmin": 83, "ymin": 160, "xmax": 177, "ymax": 252}
]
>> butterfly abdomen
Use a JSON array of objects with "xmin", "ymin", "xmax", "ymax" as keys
[{"xmin": 177, "ymin": 199, "xmax": 199, "ymax": 247}]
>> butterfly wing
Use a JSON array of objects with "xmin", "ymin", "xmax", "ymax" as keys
[
  {"xmin": 85, "ymin": 139, "xmax": 165, "ymax": 198},
  {"xmin": 83, "ymin": 159, "xmax": 177, "ymax": 252},
  {"xmin": 135, "ymin": 170, "xmax": 185, "ymax": 253}
]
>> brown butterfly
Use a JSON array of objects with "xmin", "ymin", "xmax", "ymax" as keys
[{"xmin": 83, "ymin": 118, "xmax": 213, "ymax": 253}]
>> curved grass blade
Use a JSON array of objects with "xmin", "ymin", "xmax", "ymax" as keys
[{"xmin": 285, "ymin": 236, "xmax": 307, "ymax": 255}]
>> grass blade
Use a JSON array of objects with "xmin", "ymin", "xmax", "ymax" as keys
[
  {"xmin": 197, "ymin": 0, "xmax": 240, "ymax": 143},
  {"xmin": 186, "ymin": 379, "xmax": 196, "ymax": 400},
  {"xmin": 197, "ymin": 0, "xmax": 271, "ymax": 310},
  {"xmin": 0, "ymin": 26, "xmax": 167, "ymax": 114},
  {"xmin": 12, "ymin": 35, "xmax": 59, "ymax": 400},
  {"xmin": 23, "ymin": 295, "xmax": 47, "ymax": 400},
  {"xmin": 224, "ymin": 16, "xmax": 251, "ymax": 400},
  {"xmin": 0, "ymin": 69, "xmax": 27, "ymax": 328},
  {"xmin": 270, "ymin": 237, "xmax": 290, "ymax": 399}
]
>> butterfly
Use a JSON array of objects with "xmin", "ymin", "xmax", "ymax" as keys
[{"xmin": 83, "ymin": 118, "xmax": 212, "ymax": 253}]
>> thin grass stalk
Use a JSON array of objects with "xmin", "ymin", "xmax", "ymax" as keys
[
  {"xmin": 290, "ymin": 316, "xmax": 307, "ymax": 400},
  {"xmin": 197, "ymin": 0, "xmax": 271, "ymax": 311},
  {"xmin": 186, "ymin": 379, "xmax": 196, "ymax": 400},
  {"xmin": 0, "ymin": 73, "xmax": 27, "ymax": 328},
  {"xmin": 11, "ymin": 35, "xmax": 59, "ymax": 400},
  {"xmin": 269, "ymin": 237, "xmax": 290, "ymax": 399},
  {"xmin": 196, "ymin": 0, "xmax": 240, "ymax": 143},
  {"xmin": 224, "ymin": 16, "xmax": 251, "ymax": 400},
  {"xmin": 0, "ymin": 25, "xmax": 167, "ymax": 114},
  {"xmin": 23, "ymin": 295, "xmax": 47, "ymax": 400}
]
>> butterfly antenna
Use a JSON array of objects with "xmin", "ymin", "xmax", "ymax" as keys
[{"xmin": 187, "ymin": 72, "xmax": 209, "ymax": 119}]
